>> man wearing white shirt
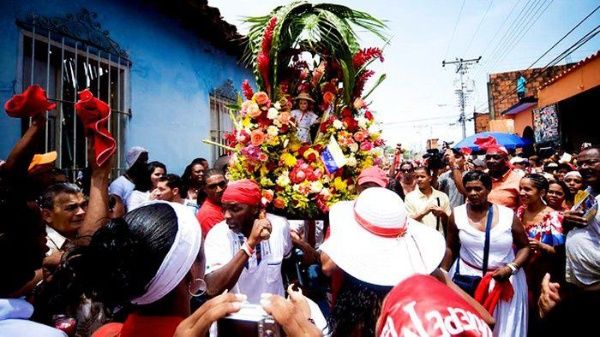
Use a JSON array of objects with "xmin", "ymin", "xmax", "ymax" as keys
[{"xmin": 204, "ymin": 179, "xmax": 292, "ymax": 303}]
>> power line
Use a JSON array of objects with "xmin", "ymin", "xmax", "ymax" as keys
[
  {"xmin": 384, "ymin": 115, "xmax": 460, "ymax": 125},
  {"xmin": 464, "ymin": 0, "xmax": 494, "ymax": 55},
  {"xmin": 473, "ymin": 4, "xmax": 600, "ymax": 112},
  {"xmin": 444, "ymin": 0, "xmax": 467, "ymax": 58},
  {"xmin": 526, "ymin": 3, "xmax": 600, "ymax": 69},
  {"xmin": 490, "ymin": 0, "xmax": 554, "ymax": 71},
  {"xmin": 481, "ymin": 26, "xmax": 600, "ymax": 113},
  {"xmin": 476, "ymin": 0, "xmax": 546, "ymax": 78}
]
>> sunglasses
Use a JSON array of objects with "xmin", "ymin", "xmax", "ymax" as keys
[
  {"xmin": 400, "ymin": 169, "xmax": 413, "ymax": 173},
  {"xmin": 485, "ymin": 154, "xmax": 504, "ymax": 161},
  {"xmin": 206, "ymin": 181, "xmax": 227, "ymax": 190}
]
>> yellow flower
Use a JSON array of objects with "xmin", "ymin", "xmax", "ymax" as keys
[
  {"xmin": 277, "ymin": 174, "xmax": 291, "ymax": 187},
  {"xmin": 260, "ymin": 176, "xmax": 274, "ymax": 187},
  {"xmin": 333, "ymin": 177, "xmax": 347, "ymax": 191},
  {"xmin": 288, "ymin": 141, "xmax": 301, "ymax": 152},
  {"xmin": 281, "ymin": 153, "xmax": 297, "ymax": 167}
]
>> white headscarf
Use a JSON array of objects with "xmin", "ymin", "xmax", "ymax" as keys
[{"xmin": 131, "ymin": 202, "xmax": 202, "ymax": 305}]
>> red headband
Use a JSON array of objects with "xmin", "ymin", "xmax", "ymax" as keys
[
  {"xmin": 221, "ymin": 179, "xmax": 262, "ymax": 205},
  {"xmin": 474, "ymin": 136, "xmax": 507, "ymax": 154}
]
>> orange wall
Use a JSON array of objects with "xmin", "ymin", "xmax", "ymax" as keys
[
  {"xmin": 538, "ymin": 55, "xmax": 600, "ymax": 107},
  {"xmin": 513, "ymin": 107, "xmax": 534, "ymax": 137},
  {"xmin": 501, "ymin": 106, "xmax": 534, "ymax": 137}
]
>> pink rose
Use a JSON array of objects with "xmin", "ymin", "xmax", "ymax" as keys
[
  {"xmin": 278, "ymin": 110, "xmax": 292, "ymax": 125},
  {"xmin": 360, "ymin": 141, "xmax": 373, "ymax": 151}
]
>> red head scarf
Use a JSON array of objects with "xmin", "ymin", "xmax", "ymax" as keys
[
  {"xmin": 474, "ymin": 136, "xmax": 508, "ymax": 155},
  {"xmin": 221, "ymin": 179, "xmax": 262, "ymax": 205}
]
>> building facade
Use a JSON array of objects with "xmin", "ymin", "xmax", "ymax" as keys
[{"xmin": 0, "ymin": 0, "xmax": 253, "ymax": 177}]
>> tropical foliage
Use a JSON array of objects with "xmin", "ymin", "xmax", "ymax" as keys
[{"xmin": 225, "ymin": 1, "xmax": 388, "ymax": 217}]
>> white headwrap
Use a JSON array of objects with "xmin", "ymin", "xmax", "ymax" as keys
[
  {"xmin": 131, "ymin": 201, "xmax": 202, "ymax": 305},
  {"xmin": 564, "ymin": 171, "xmax": 582, "ymax": 179}
]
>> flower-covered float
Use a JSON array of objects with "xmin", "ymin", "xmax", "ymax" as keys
[{"xmin": 215, "ymin": 2, "xmax": 389, "ymax": 218}]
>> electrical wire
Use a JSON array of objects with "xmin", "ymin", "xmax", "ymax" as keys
[{"xmin": 444, "ymin": 0, "xmax": 467, "ymax": 59}]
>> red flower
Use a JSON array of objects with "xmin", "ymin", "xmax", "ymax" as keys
[
  {"xmin": 365, "ymin": 110, "xmax": 374, "ymax": 120},
  {"xmin": 4, "ymin": 84, "xmax": 56, "ymax": 118},
  {"xmin": 353, "ymin": 70, "xmax": 374, "ymax": 99},
  {"xmin": 290, "ymin": 167, "xmax": 307, "ymax": 184},
  {"xmin": 341, "ymin": 106, "xmax": 352, "ymax": 118},
  {"xmin": 242, "ymin": 80, "xmax": 254, "ymax": 100},
  {"xmin": 343, "ymin": 117, "xmax": 359, "ymax": 132},
  {"xmin": 352, "ymin": 48, "xmax": 384, "ymax": 69}
]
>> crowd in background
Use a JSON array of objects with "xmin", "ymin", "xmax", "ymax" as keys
[{"xmin": 1, "ymin": 89, "xmax": 599, "ymax": 337}]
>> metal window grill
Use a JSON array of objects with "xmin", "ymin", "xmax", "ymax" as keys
[
  {"xmin": 17, "ymin": 10, "xmax": 131, "ymax": 180},
  {"xmin": 209, "ymin": 80, "xmax": 238, "ymax": 163}
]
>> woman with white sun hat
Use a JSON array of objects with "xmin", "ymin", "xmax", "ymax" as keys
[{"xmin": 320, "ymin": 187, "xmax": 493, "ymax": 337}]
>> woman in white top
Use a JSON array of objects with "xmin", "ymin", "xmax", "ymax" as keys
[
  {"xmin": 126, "ymin": 161, "xmax": 166, "ymax": 211},
  {"xmin": 291, "ymin": 92, "xmax": 319, "ymax": 143},
  {"xmin": 441, "ymin": 170, "xmax": 530, "ymax": 337}
]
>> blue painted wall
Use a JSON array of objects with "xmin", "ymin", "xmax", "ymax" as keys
[{"xmin": 0, "ymin": 0, "xmax": 252, "ymax": 174}]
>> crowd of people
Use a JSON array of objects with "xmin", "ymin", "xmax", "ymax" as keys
[{"xmin": 1, "ymin": 91, "xmax": 599, "ymax": 337}]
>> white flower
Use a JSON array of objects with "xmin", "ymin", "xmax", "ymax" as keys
[
  {"xmin": 267, "ymin": 125, "xmax": 279, "ymax": 137},
  {"xmin": 349, "ymin": 143, "xmax": 359, "ymax": 153},
  {"xmin": 333, "ymin": 119, "xmax": 344, "ymax": 130},
  {"xmin": 320, "ymin": 188, "xmax": 332, "ymax": 199},
  {"xmin": 277, "ymin": 174, "xmax": 290, "ymax": 187},
  {"xmin": 368, "ymin": 123, "xmax": 381, "ymax": 134},
  {"xmin": 274, "ymin": 102, "xmax": 281, "ymax": 110},
  {"xmin": 310, "ymin": 181, "xmax": 324, "ymax": 193},
  {"xmin": 267, "ymin": 107, "xmax": 279, "ymax": 120},
  {"xmin": 357, "ymin": 117, "xmax": 368, "ymax": 129},
  {"xmin": 346, "ymin": 156, "xmax": 357, "ymax": 167}
]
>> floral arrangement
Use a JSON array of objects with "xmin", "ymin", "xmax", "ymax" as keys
[{"xmin": 222, "ymin": 2, "xmax": 388, "ymax": 217}]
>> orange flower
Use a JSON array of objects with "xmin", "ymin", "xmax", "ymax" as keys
[
  {"xmin": 262, "ymin": 189, "xmax": 274, "ymax": 203},
  {"xmin": 323, "ymin": 91, "xmax": 335, "ymax": 105},
  {"xmin": 353, "ymin": 130, "xmax": 368, "ymax": 142},
  {"xmin": 278, "ymin": 110, "xmax": 292, "ymax": 125},
  {"xmin": 251, "ymin": 129, "xmax": 265, "ymax": 146},
  {"xmin": 253, "ymin": 91, "xmax": 270, "ymax": 105},
  {"xmin": 273, "ymin": 197, "xmax": 286, "ymax": 208}
]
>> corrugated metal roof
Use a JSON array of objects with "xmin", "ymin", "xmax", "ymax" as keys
[{"xmin": 540, "ymin": 50, "xmax": 600, "ymax": 89}]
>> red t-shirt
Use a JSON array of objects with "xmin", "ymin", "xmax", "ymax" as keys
[
  {"xmin": 196, "ymin": 198, "xmax": 224, "ymax": 236},
  {"xmin": 92, "ymin": 313, "xmax": 184, "ymax": 337}
]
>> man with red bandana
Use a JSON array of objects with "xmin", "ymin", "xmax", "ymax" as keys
[
  {"xmin": 203, "ymin": 179, "xmax": 292, "ymax": 303},
  {"xmin": 478, "ymin": 137, "xmax": 525, "ymax": 211}
]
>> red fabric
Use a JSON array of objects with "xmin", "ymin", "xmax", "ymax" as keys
[
  {"xmin": 377, "ymin": 275, "xmax": 492, "ymax": 336},
  {"xmin": 92, "ymin": 313, "xmax": 184, "ymax": 337},
  {"xmin": 474, "ymin": 136, "xmax": 508, "ymax": 154},
  {"xmin": 461, "ymin": 147, "xmax": 472, "ymax": 155},
  {"xmin": 474, "ymin": 273, "xmax": 514, "ymax": 315},
  {"xmin": 197, "ymin": 198, "xmax": 224, "ymax": 236},
  {"xmin": 221, "ymin": 179, "xmax": 261, "ymax": 205},
  {"xmin": 4, "ymin": 84, "xmax": 56, "ymax": 118},
  {"xmin": 75, "ymin": 89, "xmax": 116, "ymax": 166}
]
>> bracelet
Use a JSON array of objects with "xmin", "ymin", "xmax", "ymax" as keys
[
  {"xmin": 241, "ymin": 242, "xmax": 255, "ymax": 257},
  {"xmin": 506, "ymin": 263, "xmax": 519, "ymax": 274}
]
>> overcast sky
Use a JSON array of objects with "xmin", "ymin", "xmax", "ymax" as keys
[{"xmin": 209, "ymin": 0, "xmax": 600, "ymax": 152}]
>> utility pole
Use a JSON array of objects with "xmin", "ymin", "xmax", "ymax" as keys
[{"xmin": 442, "ymin": 56, "xmax": 481, "ymax": 138}]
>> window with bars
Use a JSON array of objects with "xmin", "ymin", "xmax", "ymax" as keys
[
  {"xmin": 18, "ymin": 13, "xmax": 131, "ymax": 180},
  {"xmin": 209, "ymin": 95, "xmax": 235, "ymax": 163}
]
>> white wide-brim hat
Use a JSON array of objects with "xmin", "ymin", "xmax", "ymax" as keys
[{"xmin": 320, "ymin": 187, "xmax": 445, "ymax": 286}]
